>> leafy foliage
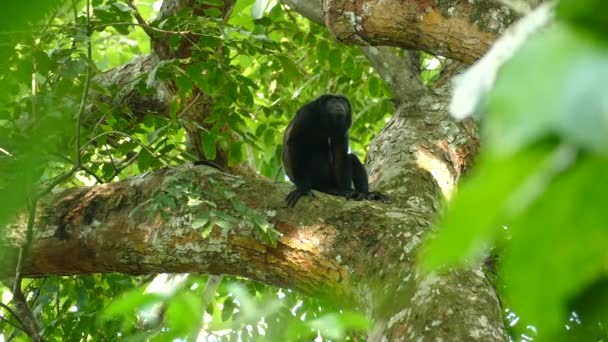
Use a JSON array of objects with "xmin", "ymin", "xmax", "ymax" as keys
[{"xmin": 421, "ymin": 1, "xmax": 608, "ymax": 340}]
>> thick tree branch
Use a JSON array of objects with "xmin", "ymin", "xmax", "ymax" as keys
[
  {"xmin": 323, "ymin": 0, "xmax": 512, "ymax": 63},
  {"xmin": 2, "ymin": 165, "xmax": 408, "ymax": 303},
  {"xmin": 360, "ymin": 46, "xmax": 426, "ymax": 104}
]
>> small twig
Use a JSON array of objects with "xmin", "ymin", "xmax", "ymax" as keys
[
  {"xmin": 95, "ymin": 22, "xmax": 196, "ymax": 35},
  {"xmin": 176, "ymin": 92, "xmax": 201, "ymax": 119},
  {"xmin": 278, "ymin": 0, "xmax": 303, "ymax": 34},
  {"xmin": 55, "ymin": 277, "xmax": 60, "ymax": 316},
  {"xmin": 53, "ymin": 154, "xmax": 104, "ymax": 184},
  {"xmin": 81, "ymin": 130, "xmax": 169, "ymax": 166},
  {"xmin": 36, "ymin": 167, "xmax": 78, "ymax": 199},
  {"xmin": 126, "ymin": 0, "xmax": 155, "ymax": 39},
  {"xmin": 11, "ymin": 199, "xmax": 43, "ymax": 341},
  {"xmin": 29, "ymin": 278, "xmax": 48, "ymax": 307},
  {"xmin": 79, "ymin": 164, "xmax": 104, "ymax": 184},
  {"xmin": 273, "ymin": 165, "xmax": 284, "ymax": 183},
  {"xmin": 0, "ymin": 302, "xmax": 25, "ymax": 330},
  {"xmin": 103, "ymin": 143, "xmax": 119, "ymax": 177},
  {"xmin": 13, "ymin": 199, "xmax": 38, "ymax": 292},
  {"xmin": 76, "ymin": 0, "xmax": 93, "ymax": 167},
  {"xmin": 0, "ymin": 315, "xmax": 23, "ymax": 332}
]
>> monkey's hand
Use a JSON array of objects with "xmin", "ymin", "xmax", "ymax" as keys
[{"xmin": 286, "ymin": 187, "xmax": 314, "ymax": 207}]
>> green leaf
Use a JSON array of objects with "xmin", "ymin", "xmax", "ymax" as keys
[
  {"xmin": 487, "ymin": 25, "xmax": 608, "ymax": 156},
  {"xmin": 263, "ymin": 128, "xmax": 275, "ymax": 146},
  {"xmin": 192, "ymin": 212, "xmax": 210, "ymax": 229},
  {"xmin": 222, "ymin": 296, "xmax": 236, "ymax": 322},
  {"xmin": 147, "ymin": 125, "xmax": 168, "ymax": 144},
  {"xmin": 100, "ymin": 291, "xmax": 163, "ymax": 321},
  {"xmin": 368, "ymin": 77, "xmax": 381, "ymax": 97},
  {"xmin": 558, "ymin": 0, "xmax": 608, "ymax": 40},
  {"xmin": 137, "ymin": 149, "xmax": 153, "ymax": 171},
  {"xmin": 201, "ymin": 225, "xmax": 214, "ymax": 238},
  {"xmin": 235, "ymin": 75, "xmax": 259, "ymax": 90},
  {"xmin": 316, "ymin": 40, "xmax": 330, "ymax": 64},
  {"xmin": 252, "ymin": 213, "xmax": 271, "ymax": 233},
  {"xmin": 309, "ymin": 312, "xmax": 371, "ymax": 340},
  {"xmin": 228, "ymin": 141, "xmax": 243, "ymax": 165},
  {"xmin": 199, "ymin": 35, "xmax": 223, "ymax": 49},
  {"xmin": 201, "ymin": 131, "xmax": 217, "ymax": 160},
  {"xmin": 204, "ymin": 8, "xmax": 222, "ymax": 17},
  {"xmin": 239, "ymin": 84, "xmax": 254, "ymax": 108},
  {"xmin": 165, "ymin": 292, "xmax": 203, "ymax": 336},
  {"xmin": 214, "ymin": 219, "xmax": 233, "ymax": 230},
  {"xmin": 328, "ymin": 49, "xmax": 342, "ymax": 70},
  {"xmin": 255, "ymin": 123, "xmax": 266, "ymax": 137},
  {"xmin": 212, "ymin": 210, "xmax": 237, "ymax": 222},
  {"xmin": 502, "ymin": 155, "xmax": 608, "ymax": 338}
]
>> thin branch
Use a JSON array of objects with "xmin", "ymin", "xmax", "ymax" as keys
[
  {"xmin": 126, "ymin": 0, "xmax": 155, "ymax": 38},
  {"xmin": 81, "ymin": 131, "xmax": 169, "ymax": 166},
  {"xmin": 76, "ymin": 0, "xmax": 93, "ymax": 167},
  {"xmin": 54, "ymin": 154, "xmax": 105, "ymax": 184},
  {"xmin": 108, "ymin": 152, "xmax": 140, "ymax": 179},
  {"xmin": 79, "ymin": 164, "xmax": 105, "ymax": 184},
  {"xmin": 278, "ymin": 0, "xmax": 303, "ymax": 34},
  {"xmin": 36, "ymin": 167, "xmax": 78, "ymax": 199},
  {"xmin": 0, "ymin": 315, "xmax": 23, "ymax": 333},
  {"xmin": 96, "ymin": 22, "xmax": 202, "ymax": 36},
  {"xmin": 55, "ymin": 277, "xmax": 60, "ymax": 316},
  {"xmin": 0, "ymin": 302, "xmax": 25, "ymax": 330},
  {"xmin": 11, "ymin": 199, "xmax": 43, "ymax": 341},
  {"xmin": 29, "ymin": 278, "xmax": 48, "ymax": 307},
  {"xmin": 103, "ymin": 143, "xmax": 119, "ymax": 179}
]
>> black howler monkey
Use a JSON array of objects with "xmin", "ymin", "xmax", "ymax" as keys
[{"xmin": 282, "ymin": 94, "xmax": 389, "ymax": 207}]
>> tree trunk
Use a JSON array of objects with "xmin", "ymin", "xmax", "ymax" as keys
[{"xmin": 1, "ymin": 0, "xmax": 522, "ymax": 340}]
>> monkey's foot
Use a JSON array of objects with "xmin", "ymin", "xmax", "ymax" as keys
[
  {"xmin": 366, "ymin": 191, "xmax": 389, "ymax": 203},
  {"xmin": 344, "ymin": 190, "xmax": 367, "ymax": 201},
  {"xmin": 286, "ymin": 188, "xmax": 314, "ymax": 207}
]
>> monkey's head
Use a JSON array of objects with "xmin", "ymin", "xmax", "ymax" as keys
[{"xmin": 318, "ymin": 94, "xmax": 352, "ymax": 133}]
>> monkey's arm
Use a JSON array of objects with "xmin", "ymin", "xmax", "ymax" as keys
[
  {"xmin": 330, "ymin": 134, "xmax": 353, "ymax": 193},
  {"xmin": 284, "ymin": 144, "xmax": 312, "ymax": 207},
  {"xmin": 282, "ymin": 116, "xmax": 315, "ymax": 207}
]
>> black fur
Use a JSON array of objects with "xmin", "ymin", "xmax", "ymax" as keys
[{"xmin": 282, "ymin": 94, "xmax": 389, "ymax": 207}]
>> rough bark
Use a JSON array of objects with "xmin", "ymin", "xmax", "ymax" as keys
[
  {"xmin": 363, "ymin": 89, "xmax": 494, "ymax": 340},
  {"xmin": 2, "ymin": 165, "xmax": 353, "ymax": 300},
  {"xmin": 322, "ymin": 0, "xmax": 513, "ymax": 64}
]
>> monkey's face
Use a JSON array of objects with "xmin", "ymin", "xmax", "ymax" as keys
[{"xmin": 323, "ymin": 96, "xmax": 352, "ymax": 133}]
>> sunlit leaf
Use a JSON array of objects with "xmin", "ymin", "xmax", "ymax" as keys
[
  {"xmin": 165, "ymin": 292, "xmax": 204, "ymax": 336},
  {"xmin": 487, "ymin": 25, "xmax": 608, "ymax": 156}
]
